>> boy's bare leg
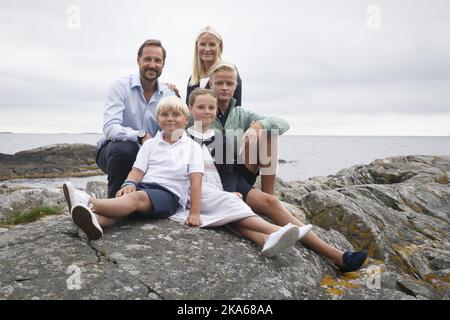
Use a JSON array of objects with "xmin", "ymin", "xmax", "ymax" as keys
[
  {"xmin": 301, "ymin": 232, "xmax": 345, "ymax": 266},
  {"xmin": 259, "ymin": 132, "xmax": 278, "ymax": 195},
  {"xmin": 243, "ymin": 131, "xmax": 278, "ymax": 195},
  {"xmin": 260, "ymin": 175, "xmax": 276, "ymax": 195},
  {"xmin": 88, "ymin": 191, "xmax": 153, "ymax": 228},
  {"xmin": 246, "ymin": 189, "xmax": 302, "ymax": 225},
  {"xmin": 93, "ymin": 214, "xmax": 118, "ymax": 228},
  {"xmin": 90, "ymin": 191, "xmax": 152, "ymax": 219},
  {"xmin": 245, "ymin": 189, "xmax": 344, "ymax": 266}
]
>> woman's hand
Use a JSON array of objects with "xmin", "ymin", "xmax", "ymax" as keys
[
  {"xmin": 165, "ymin": 82, "xmax": 181, "ymax": 98},
  {"xmin": 187, "ymin": 212, "xmax": 202, "ymax": 227},
  {"xmin": 116, "ymin": 185, "xmax": 136, "ymax": 197}
]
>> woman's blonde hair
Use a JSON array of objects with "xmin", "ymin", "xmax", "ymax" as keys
[
  {"xmin": 190, "ymin": 26, "xmax": 223, "ymax": 86},
  {"xmin": 156, "ymin": 96, "xmax": 190, "ymax": 118},
  {"xmin": 188, "ymin": 88, "xmax": 218, "ymax": 107}
]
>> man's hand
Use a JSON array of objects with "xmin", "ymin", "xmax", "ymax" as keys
[
  {"xmin": 116, "ymin": 185, "xmax": 136, "ymax": 197},
  {"xmin": 186, "ymin": 212, "xmax": 202, "ymax": 227},
  {"xmin": 141, "ymin": 133, "xmax": 151, "ymax": 144}
]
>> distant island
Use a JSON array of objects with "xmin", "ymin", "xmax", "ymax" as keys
[{"xmin": 59, "ymin": 132, "xmax": 102, "ymax": 135}]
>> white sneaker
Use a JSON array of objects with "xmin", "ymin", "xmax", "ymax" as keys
[
  {"xmin": 261, "ymin": 224, "xmax": 300, "ymax": 258},
  {"xmin": 72, "ymin": 204, "xmax": 103, "ymax": 240},
  {"xmin": 297, "ymin": 224, "xmax": 313, "ymax": 241},
  {"xmin": 63, "ymin": 182, "xmax": 90, "ymax": 213}
]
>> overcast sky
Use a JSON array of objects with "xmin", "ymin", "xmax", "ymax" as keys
[{"xmin": 1, "ymin": 0, "xmax": 449, "ymax": 135}]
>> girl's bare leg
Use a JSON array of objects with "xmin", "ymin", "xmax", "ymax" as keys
[
  {"xmin": 235, "ymin": 216, "xmax": 279, "ymax": 234},
  {"xmin": 231, "ymin": 215, "xmax": 287, "ymax": 246},
  {"xmin": 230, "ymin": 222, "xmax": 269, "ymax": 247},
  {"xmin": 246, "ymin": 189, "xmax": 345, "ymax": 266}
]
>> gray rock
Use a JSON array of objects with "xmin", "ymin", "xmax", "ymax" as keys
[
  {"xmin": 0, "ymin": 213, "xmax": 414, "ymax": 300},
  {"xmin": 0, "ymin": 215, "xmax": 340, "ymax": 300},
  {"xmin": 86, "ymin": 181, "xmax": 108, "ymax": 200},
  {"xmin": 396, "ymin": 278, "xmax": 443, "ymax": 300},
  {"xmin": 279, "ymin": 159, "xmax": 296, "ymax": 164},
  {"xmin": 326, "ymin": 155, "xmax": 449, "ymax": 188},
  {"xmin": 0, "ymin": 153, "xmax": 449, "ymax": 299},
  {"xmin": 279, "ymin": 155, "xmax": 450, "ymax": 299},
  {"xmin": 308, "ymin": 176, "xmax": 330, "ymax": 184},
  {"xmin": 278, "ymin": 181, "xmax": 331, "ymax": 206},
  {"xmin": 0, "ymin": 185, "xmax": 66, "ymax": 221},
  {"xmin": 0, "ymin": 144, "xmax": 102, "ymax": 181},
  {"xmin": 0, "ymin": 216, "xmax": 147, "ymax": 300},
  {"xmin": 0, "ymin": 181, "xmax": 108, "ymax": 221}
]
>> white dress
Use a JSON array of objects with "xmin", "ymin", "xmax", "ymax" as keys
[{"xmin": 169, "ymin": 128, "xmax": 256, "ymax": 227}]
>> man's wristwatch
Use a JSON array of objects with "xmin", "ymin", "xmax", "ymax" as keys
[{"xmin": 137, "ymin": 130, "xmax": 147, "ymax": 145}]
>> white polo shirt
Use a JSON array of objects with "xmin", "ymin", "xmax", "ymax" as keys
[{"xmin": 133, "ymin": 130, "xmax": 204, "ymax": 209}]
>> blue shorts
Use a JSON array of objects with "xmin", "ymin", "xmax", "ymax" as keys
[
  {"xmin": 136, "ymin": 183, "xmax": 180, "ymax": 218},
  {"xmin": 220, "ymin": 165, "xmax": 259, "ymax": 202},
  {"xmin": 237, "ymin": 164, "xmax": 259, "ymax": 187}
]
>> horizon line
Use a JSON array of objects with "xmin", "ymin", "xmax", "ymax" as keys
[{"xmin": 1, "ymin": 132, "xmax": 449, "ymax": 137}]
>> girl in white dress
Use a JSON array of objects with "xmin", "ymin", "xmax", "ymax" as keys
[{"xmin": 169, "ymin": 89, "xmax": 312, "ymax": 257}]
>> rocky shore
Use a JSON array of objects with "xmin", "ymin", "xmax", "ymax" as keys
[
  {"xmin": 0, "ymin": 144, "xmax": 448, "ymax": 300},
  {"xmin": 0, "ymin": 144, "xmax": 101, "ymax": 181}
]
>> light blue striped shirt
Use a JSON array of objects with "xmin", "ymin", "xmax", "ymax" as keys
[{"xmin": 97, "ymin": 73, "xmax": 175, "ymax": 148}]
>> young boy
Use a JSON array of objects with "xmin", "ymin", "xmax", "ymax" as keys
[{"xmin": 62, "ymin": 96, "xmax": 204, "ymax": 240}]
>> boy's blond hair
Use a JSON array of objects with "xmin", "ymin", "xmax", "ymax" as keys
[
  {"xmin": 209, "ymin": 62, "xmax": 238, "ymax": 80},
  {"xmin": 156, "ymin": 96, "xmax": 190, "ymax": 117}
]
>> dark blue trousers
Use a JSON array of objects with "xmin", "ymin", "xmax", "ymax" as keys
[{"xmin": 96, "ymin": 141, "xmax": 140, "ymax": 198}]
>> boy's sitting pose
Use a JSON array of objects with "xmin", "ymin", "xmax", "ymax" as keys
[{"xmin": 62, "ymin": 96, "xmax": 204, "ymax": 240}]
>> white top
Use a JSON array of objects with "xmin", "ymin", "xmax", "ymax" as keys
[
  {"xmin": 169, "ymin": 127, "xmax": 256, "ymax": 227},
  {"xmin": 133, "ymin": 130, "xmax": 204, "ymax": 209},
  {"xmin": 187, "ymin": 127, "xmax": 222, "ymax": 189},
  {"xmin": 199, "ymin": 77, "xmax": 210, "ymax": 89}
]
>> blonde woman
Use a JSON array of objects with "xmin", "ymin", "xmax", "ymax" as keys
[{"xmin": 186, "ymin": 26, "xmax": 242, "ymax": 105}]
